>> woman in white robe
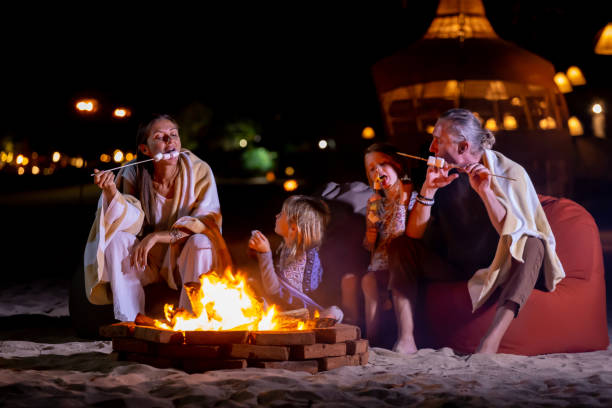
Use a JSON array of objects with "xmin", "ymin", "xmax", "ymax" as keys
[{"xmin": 84, "ymin": 114, "xmax": 232, "ymax": 321}]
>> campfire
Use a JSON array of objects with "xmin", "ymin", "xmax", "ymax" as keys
[{"xmin": 101, "ymin": 269, "xmax": 368, "ymax": 374}]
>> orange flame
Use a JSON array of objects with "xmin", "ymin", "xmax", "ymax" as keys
[{"xmin": 154, "ymin": 269, "xmax": 308, "ymax": 332}]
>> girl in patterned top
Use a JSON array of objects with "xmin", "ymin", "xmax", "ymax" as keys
[
  {"xmin": 248, "ymin": 195, "xmax": 343, "ymax": 321},
  {"xmin": 361, "ymin": 143, "xmax": 415, "ymax": 345}
]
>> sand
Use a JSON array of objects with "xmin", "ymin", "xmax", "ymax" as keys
[{"xmin": 1, "ymin": 279, "xmax": 612, "ymax": 407}]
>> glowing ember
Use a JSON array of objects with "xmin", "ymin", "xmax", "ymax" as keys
[{"xmin": 154, "ymin": 269, "xmax": 310, "ymax": 332}]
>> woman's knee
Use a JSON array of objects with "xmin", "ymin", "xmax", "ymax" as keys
[
  {"xmin": 106, "ymin": 231, "xmax": 137, "ymax": 254},
  {"xmin": 184, "ymin": 233, "xmax": 212, "ymax": 251}
]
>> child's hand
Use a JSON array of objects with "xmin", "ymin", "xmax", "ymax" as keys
[{"xmin": 248, "ymin": 230, "xmax": 271, "ymax": 253}]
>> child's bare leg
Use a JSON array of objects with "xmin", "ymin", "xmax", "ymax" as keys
[
  {"xmin": 361, "ymin": 272, "xmax": 380, "ymax": 341},
  {"xmin": 340, "ymin": 274, "xmax": 360, "ymax": 325},
  {"xmin": 391, "ymin": 288, "xmax": 417, "ymax": 354},
  {"xmin": 475, "ymin": 301, "xmax": 517, "ymax": 354}
]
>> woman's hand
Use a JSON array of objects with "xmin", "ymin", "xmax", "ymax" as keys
[
  {"xmin": 463, "ymin": 162, "xmax": 491, "ymax": 195},
  {"xmin": 93, "ymin": 169, "xmax": 118, "ymax": 203},
  {"xmin": 248, "ymin": 230, "xmax": 271, "ymax": 253},
  {"xmin": 131, "ymin": 232, "xmax": 159, "ymax": 270}
]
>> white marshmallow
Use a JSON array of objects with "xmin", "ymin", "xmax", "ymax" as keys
[
  {"xmin": 427, "ymin": 156, "xmax": 436, "ymax": 166},
  {"xmin": 153, "ymin": 153, "xmax": 164, "ymax": 161},
  {"xmin": 435, "ymin": 157, "xmax": 445, "ymax": 168}
]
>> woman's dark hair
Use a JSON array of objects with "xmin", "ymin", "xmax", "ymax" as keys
[
  {"xmin": 364, "ymin": 142, "xmax": 410, "ymax": 183},
  {"xmin": 135, "ymin": 113, "xmax": 179, "ymax": 174}
]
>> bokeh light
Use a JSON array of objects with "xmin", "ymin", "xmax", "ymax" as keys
[
  {"xmin": 318, "ymin": 140, "xmax": 328, "ymax": 149},
  {"xmin": 592, "ymin": 103, "xmax": 603, "ymax": 114},
  {"xmin": 113, "ymin": 149, "xmax": 124, "ymax": 163},
  {"xmin": 361, "ymin": 126, "xmax": 375, "ymax": 139},
  {"xmin": 52, "ymin": 152, "xmax": 61, "ymax": 162},
  {"xmin": 284, "ymin": 166, "xmax": 295, "ymax": 176},
  {"xmin": 283, "ymin": 179, "xmax": 298, "ymax": 191}
]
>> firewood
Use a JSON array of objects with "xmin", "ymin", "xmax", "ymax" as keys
[
  {"xmin": 359, "ymin": 351, "xmax": 369, "ymax": 365},
  {"xmin": 345, "ymin": 339, "xmax": 369, "ymax": 355},
  {"xmin": 99, "ymin": 322, "xmax": 135, "ymax": 338},
  {"xmin": 133, "ymin": 326, "xmax": 184, "ymax": 344},
  {"xmin": 112, "ymin": 338, "xmax": 151, "ymax": 354},
  {"xmin": 250, "ymin": 360, "xmax": 318, "ymax": 374},
  {"xmin": 249, "ymin": 330, "xmax": 316, "ymax": 346},
  {"xmin": 225, "ymin": 344, "xmax": 290, "ymax": 361},
  {"xmin": 345, "ymin": 353, "xmax": 361, "ymax": 366},
  {"xmin": 277, "ymin": 308, "xmax": 310, "ymax": 320},
  {"xmin": 318, "ymin": 355, "xmax": 350, "ymax": 371},
  {"xmin": 314, "ymin": 324, "xmax": 360, "ymax": 343},
  {"xmin": 184, "ymin": 330, "xmax": 249, "ymax": 345},
  {"xmin": 182, "ymin": 358, "xmax": 247, "ymax": 373},
  {"xmin": 154, "ymin": 344, "xmax": 221, "ymax": 359},
  {"xmin": 290, "ymin": 343, "xmax": 347, "ymax": 360},
  {"xmin": 134, "ymin": 313, "xmax": 159, "ymax": 328}
]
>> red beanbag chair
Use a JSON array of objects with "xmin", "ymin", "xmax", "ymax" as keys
[{"xmin": 415, "ymin": 196, "xmax": 609, "ymax": 355}]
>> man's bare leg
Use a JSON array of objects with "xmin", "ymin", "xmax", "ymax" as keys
[
  {"xmin": 475, "ymin": 301, "xmax": 518, "ymax": 354},
  {"xmin": 391, "ymin": 289, "xmax": 418, "ymax": 354}
]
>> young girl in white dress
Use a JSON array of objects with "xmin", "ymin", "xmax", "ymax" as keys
[{"xmin": 361, "ymin": 143, "xmax": 415, "ymax": 345}]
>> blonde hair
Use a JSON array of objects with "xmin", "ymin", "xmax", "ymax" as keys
[{"xmin": 279, "ymin": 195, "xmax": 330, "ymax": 261}]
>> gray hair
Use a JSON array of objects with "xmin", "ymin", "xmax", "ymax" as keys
[{"xmin": 435, "ymin": 108, "xmax": 495, "ymax": 153}]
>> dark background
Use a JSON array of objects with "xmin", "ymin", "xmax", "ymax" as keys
[{"xmin": 1, "ymin": 1, "xmax": 611, "ymax": 284}]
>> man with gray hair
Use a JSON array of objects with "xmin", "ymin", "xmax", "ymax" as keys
[{"xmin": 389, "ymin": 108, "xmax": 565, "ymax": 354}]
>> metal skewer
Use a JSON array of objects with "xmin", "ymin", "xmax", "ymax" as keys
[
  {"xmin": 90, "ymin": 151, "xmax": 185, "ymax": 177},
  {"xmin": 90, "ymin": 157, "xmax": 156, "ymax": 176},
  {"xmin": 396, "ymin": 151, "xmax": 517, "ymax": 181}
]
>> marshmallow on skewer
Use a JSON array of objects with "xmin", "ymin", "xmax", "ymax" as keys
[
  {"xmin": 154, "ymin": 151, "xmax": 180, "ymax": 161},
  {"xmin": 427, "ymin": 156, "xmax": 446, "ymax": 169}
]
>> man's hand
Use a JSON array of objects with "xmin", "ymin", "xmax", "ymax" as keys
[
  {"xmin": 422, "ymin": 164, "xmax": 459, "ymax": 194},
  {"xmin": 464, "ymin": 162, "xmax": 492, "ymax": 195},
  {"xmin": 93, "ymin": 169, "xmax": 118, "ymax": 203},
  {"xmin": 248, "ymin": 230, "xmax": 271, "ymax": 253},
  {"xmin": 131, "ymin": 233, "xmax": 159, "ymax": 270}
]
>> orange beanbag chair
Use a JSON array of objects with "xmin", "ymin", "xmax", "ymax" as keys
[{"xmin": 416, "ymin": 196, "xmax": 609, "ymax": 355}]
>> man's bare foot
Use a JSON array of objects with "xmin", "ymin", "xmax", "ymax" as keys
[
  {"xmin": 474, "ymin": 338, "xmax": 499, "ymax": 354},
  {"xmin": 392, "ymin": 337, "xmax": 418, "ymax": 354}
]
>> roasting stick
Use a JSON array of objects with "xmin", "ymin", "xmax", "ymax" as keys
[
  {"xmin": 396, "ymin": 151, "xmax": 517, "ymax": 181},
  {"xmin": 90, "ymin": 151, "xmax": 184, "ymax": 176}
]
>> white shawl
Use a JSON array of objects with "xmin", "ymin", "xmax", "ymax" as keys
[{"xmin": 467, "ymin": 150, "xmax": 565, "ymax": 311}]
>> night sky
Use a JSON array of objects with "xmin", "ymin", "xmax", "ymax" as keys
[{"xmin": 2, "ymin": 1, "xmax": 611, "ymax": 169}]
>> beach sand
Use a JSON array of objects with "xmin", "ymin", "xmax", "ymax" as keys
[{"xmin": 1, "ymin": 279, "xmax": 611, "ymax": 407}]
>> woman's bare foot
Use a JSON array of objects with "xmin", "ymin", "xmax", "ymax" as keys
[{"xmin": 392, "ymin": 337, "xmax": 418, "ymax": 354}]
